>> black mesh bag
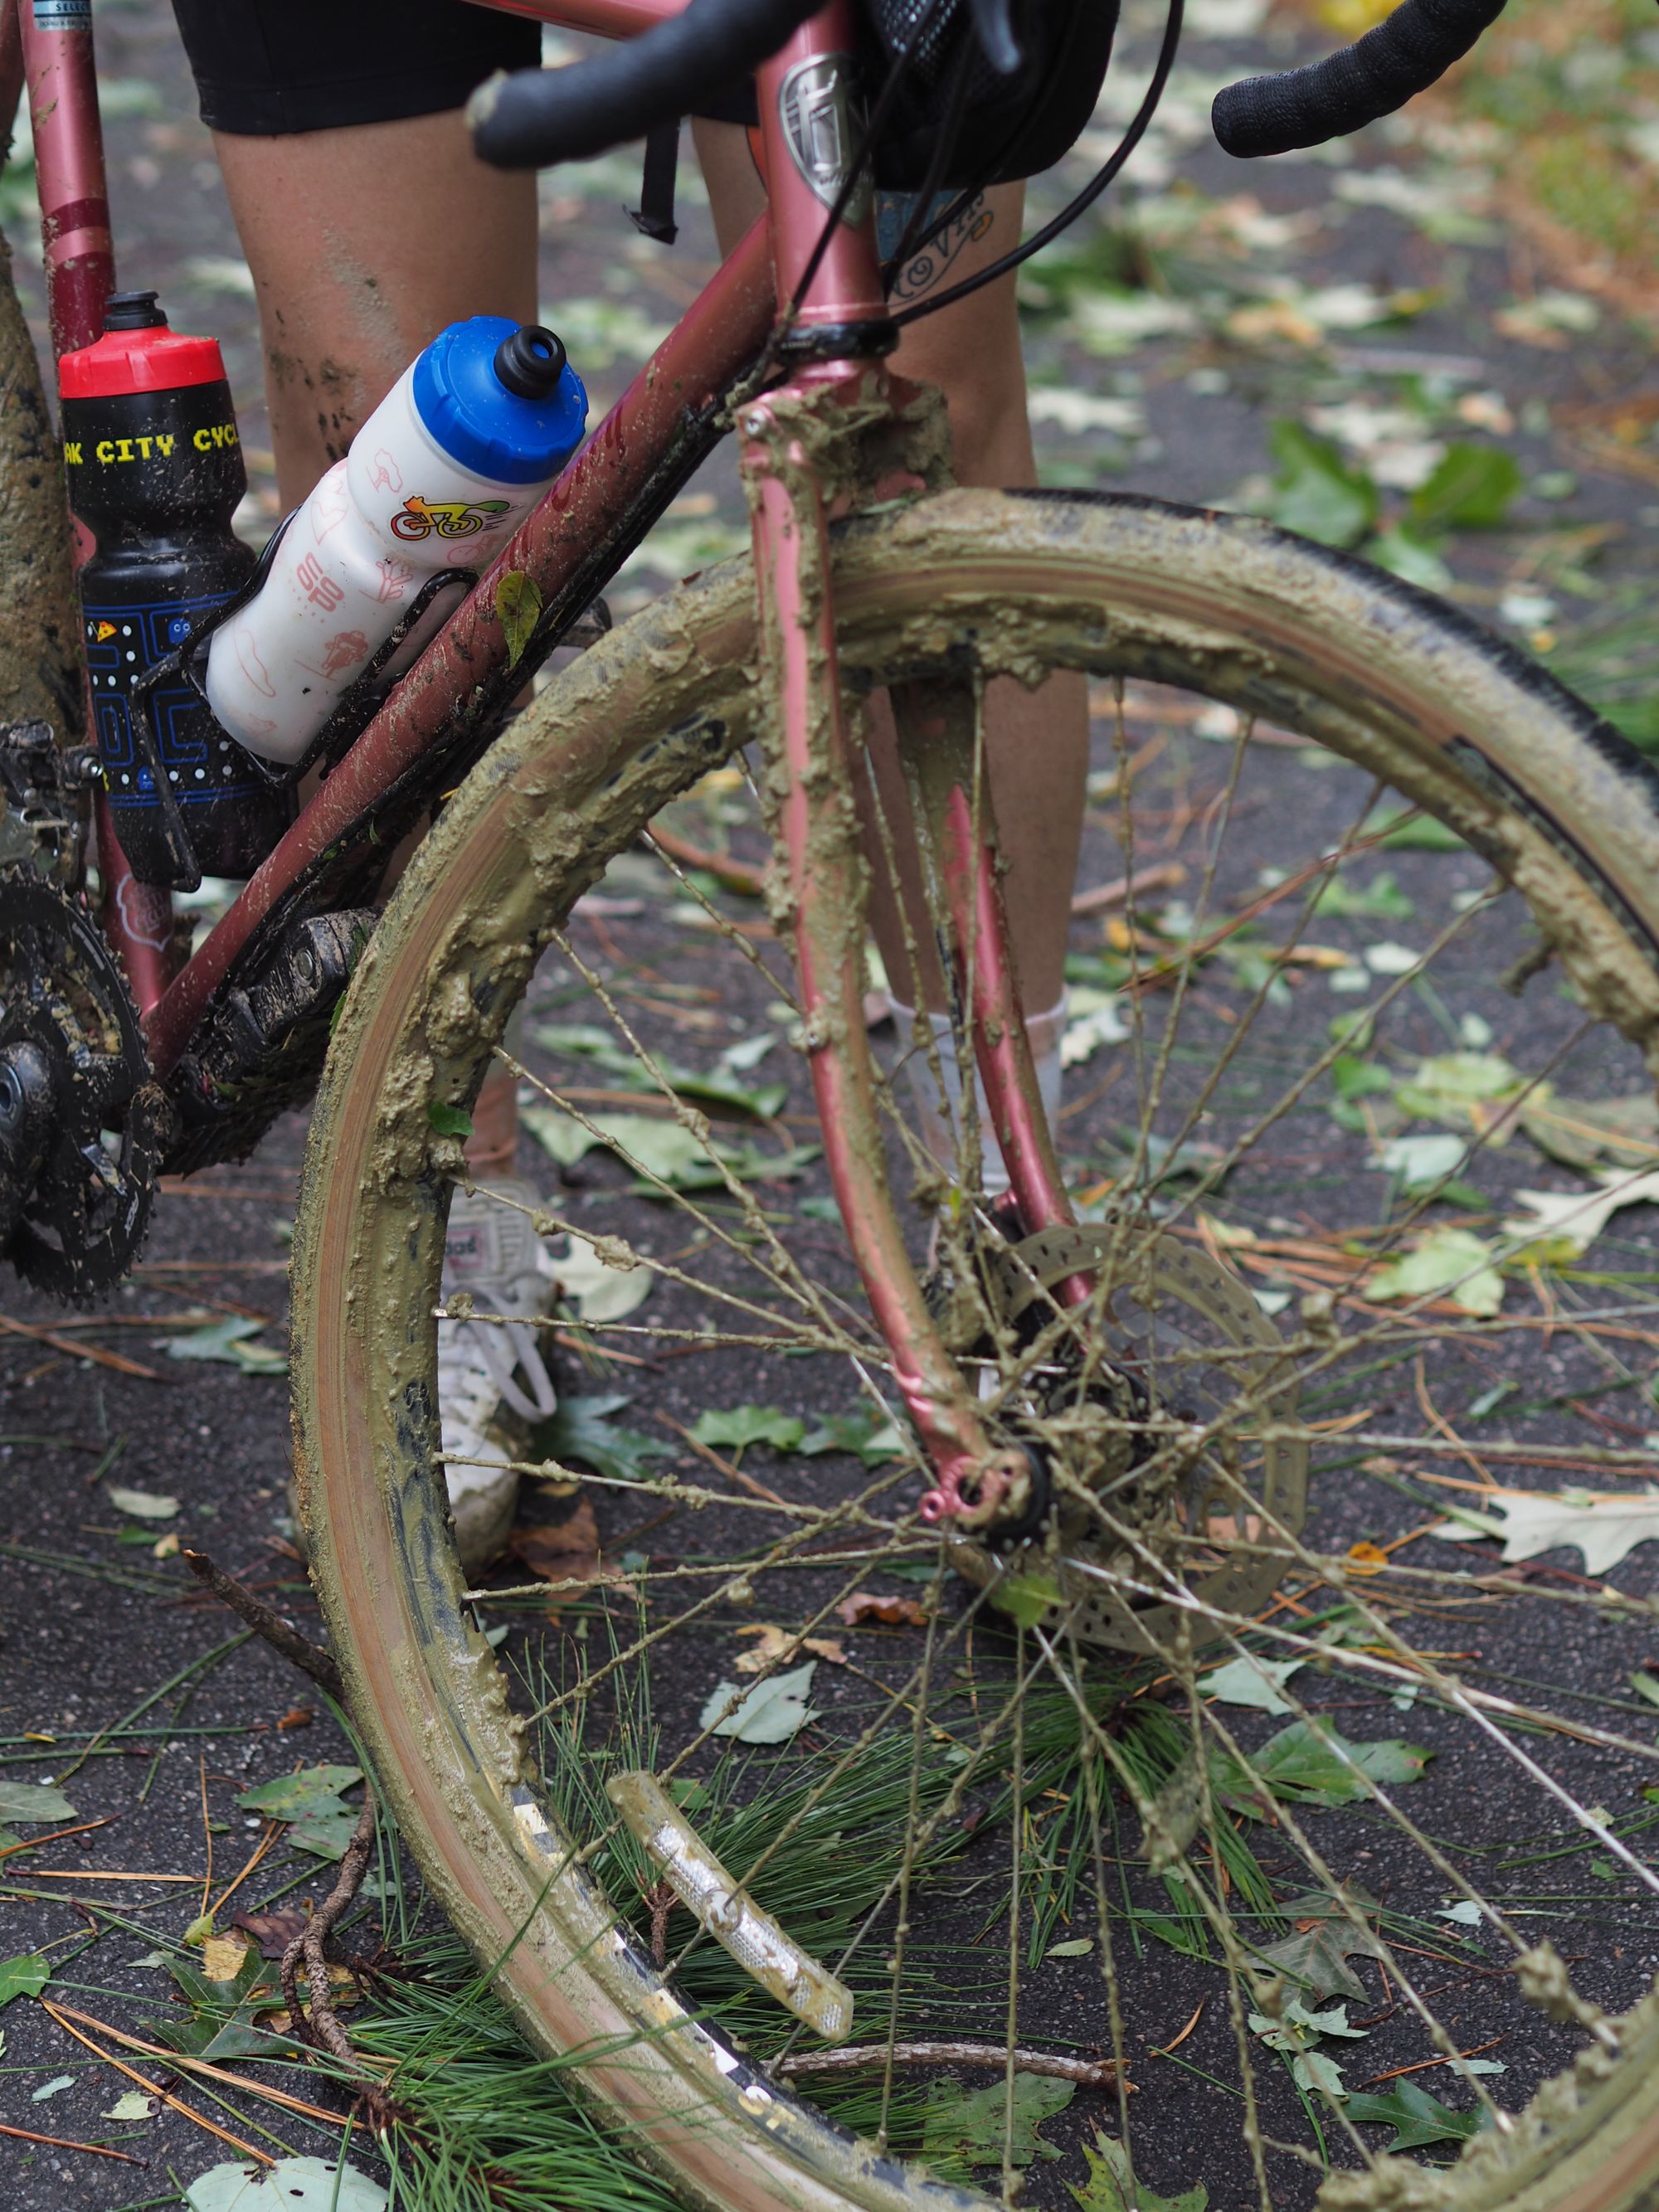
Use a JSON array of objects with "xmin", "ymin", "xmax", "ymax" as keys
[{"xmin": 864, "ymin": 0, "xmax": 1121, "ymax": 190}]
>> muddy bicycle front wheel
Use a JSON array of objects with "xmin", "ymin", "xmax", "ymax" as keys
[{"xmin": 294, "ymin": 489, "xmax": 1659, "ymax": 2212}]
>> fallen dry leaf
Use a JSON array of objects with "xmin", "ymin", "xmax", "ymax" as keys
[
  {"xmin": 276, "ymin": 1706, "xmax": 314, "ymax": 1732},
  {"xmin": 233, "ymin": 1907, "xmax": 310, "ymax": 1958},
  {"xmin": 202, "ymin": 1932, "xmax": 253, "ymax": 1981},
  {"xmin": 509, "ymin": 1490, "xmax": 601, "ymax": 1588},
  {"xmin": 835, "ymin": 1590, "xmax": 929, "ymax": 1629},
  {"xmin": 735, "ymin": 1623, "xmax": 847, "ymax": 1673}
]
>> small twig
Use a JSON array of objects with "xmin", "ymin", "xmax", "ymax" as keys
[
  {"xmin": 1071, "ymin": 862, "xmax": 1185, "ymax": 917},
  {"xmin": 777, "ymin": 2041, "xmax": 1127, "ymax": 2088},
  {"xmin": 645, "ymin": 822, "xmax": 766, "ymax": 896},
  {"xmin": 0, "ymin": 1816, "xmax": 115, "ymax": 1861},
  {"xmin": 644, "ymin": 1877, "xmax": 675, "ymax": 1966},
  {"xmin": 41, "ymin": 1999, "xmax": 271, "ymax": 2162},
  {"xmin": 653, "ymin": 1411, "xmax": 786, "ymax": 1506},
  {"xmin": 0, "ymin": 2118, "xmax": 143, "ymax": 2165},
  {"xmin": 0, "ymin": 1310, "xmax": 163, "ymax": 1380},
  {"xmin": 280, "ymin": 1796, "xmax": 377, "ymax": 2078},
  {"xmin": 182, "ymin": 1548, "xmax": 343, "ymax": 1699},
  {"xmin": 46, "ymin": 2000, "xmax": 363, "ymax": 2131}
]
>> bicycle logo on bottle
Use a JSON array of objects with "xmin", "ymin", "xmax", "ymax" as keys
[{"xmin": 390, "ymin": 494, "xmax": 513, "ymax": 543}]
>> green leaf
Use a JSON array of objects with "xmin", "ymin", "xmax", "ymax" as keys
[
  {"xmin": 1378, "ymin": 1133, "xmax": 1468, "ymax": 1190},
  {"xmin": 1408, "ymin": 443, "xmax": 1521, "ymax": 534},
  {"xmin": 1345, "ymin": 2079, "xmax": 1481, "ymax": 2150},
  {"xmin": 104, "ymin": 2089, "xmax": 157, "ymax": 2121},
  {"xmin": 700, "ymin": 1661, "xmax": 820, "ymax": 1745},
  {"xmin": 236, "ymin": 1765, "xmax": 362, "ymax": 1822},
  {"xmin": 0, "ymin": 1954, "xmax": 50, "ymax": 2006},
  {"xmin": 1069, "ymin": 2130, "xmax": 1205, "ymax": 2212},
  {"xmin": 237, "ymin": 1765, "xmax": 363, "ymax": 1852},
  {"xmin": 427, "ymin": 1100, "xmax": 474, "ymax": 1139},
  {"xmin": 1368, "ymin": 802, "xmax": 1467, "ymax": 852},
  {"xmin": 105, "ymin": 1481, "xmax": 181, "ymax": 1519},
  {"xmin": 1392, "ymin": 1051, "xmax": 1522, "ymax": 1127},
  {"xmin": 520, "ymin": 1104, "xmax": 598, "ymax": 1168},
  {"xmin": 923, "ymin": 2073, "xmax": 1075, "ymax": 2173},
  {"xmin": 1312, "ymin": 871, "xmax": 1414, "ymax": 923},
  {"xmin": 1366, "ymin": 524, "xmax": 1452, "ymax": 589},
  {"xmin": 691, "ymin": 1404, "xmax": 805, "ymax": 1454},
  {"xmin": 32, "ymin": 2073, "xmax": 74, "ymax": 2100},
  {"xmin": 0, "ymin": 1782, "xmax": 76, "ymax": 1825},
  {"xmin": 530, "ymin": 1023, "xmax": 786, "ymax": 1119},
  {"xmin": 1257, "ymin": 1887, "xmax": 1385, "ymax": 2003},
  {"xmin": 1212, "ymin": 1719, "xmax": 1430, "ymax": 1815},
  {"xmin": 187, "ymin": 2157, "xmax": 389, "ymax": 2211},
  {"xmin": 800, "ymin": 1407, "xmax": 906, "ymax": 1466},
  {"xmin": 1046, "ymin": 1936, "xmax": 1094, "ymax": 1958},
  {"xmin": 1292, "ymin": 2049, "xmax": 1349, "ymax": 2099},
  {"xmin": 495, "ymin": 569, "xmax": 542, "ymax": 667},
  {"xmin": 163, "ymin": 1315, "xmax": 286, "ymax": 1373},
  {"xmin": 535, "ymin": 1393, "xmax": 671, "ymax": 1484},
  {"xmin": 987, "ymin": 1568, "xmax": 1063, "ymax": 1630},
  {"xmin": 1367, "ymin": 1228, "xmax": 1505, "ymax": 1318},
  {"xmin": 1197, "ymin": 1653, "xmax": 1306, "ymax": 1714},
  {"xmin": 1267, "ymin": 421, "xmax": 1379, "ymax": 549},
  {"xmin": 552, "ymin": 1238, "xmax": 653, "ymax": 1325}
]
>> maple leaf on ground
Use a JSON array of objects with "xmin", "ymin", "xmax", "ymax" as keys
[
  {"xmin": 922, "ymin": 2074, "xmax": 1074, "ymax": 2174},
  {"xmin": 1257, "ymin": 1886, "xmax": 1385, "ymax": 2002},
  {"xmin": 1344, "ymin": 2079, "xmax": 1481, "ymax": 2151},
  {"xmin": 1433, "ymin": 1485, "xmax": 1659, "ymax": 1575},
  {"xmin": 1068, "ymin": 2132, "xmax": 1206, "ymax": 2212}
]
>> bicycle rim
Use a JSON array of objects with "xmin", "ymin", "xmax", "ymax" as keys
[{"xmin": 294, "ymin": 489, "xmax": 1659, "ymax": 2212}]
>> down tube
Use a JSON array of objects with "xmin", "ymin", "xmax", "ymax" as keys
[{"xmin": 144, "ymin": 217, "xmax": 776, "ymax": 1077}]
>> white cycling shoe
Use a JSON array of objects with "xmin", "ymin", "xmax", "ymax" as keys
[{"xmin": 438, "ymin": 1178, "xmax": 563, "ymax": 1578}]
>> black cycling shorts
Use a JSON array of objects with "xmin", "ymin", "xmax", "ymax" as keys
[
  {"xmin": 169, "ymin": 0, "xmax": 757, "ymax": 136},
  {"xmin": 170, "ymin": 0, "xmax": 543, "ymax": 137}
]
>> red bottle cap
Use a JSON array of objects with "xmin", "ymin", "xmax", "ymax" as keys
[{"xmin": 59, "ymin": 306, "xmax": 227, "ymax": 401}]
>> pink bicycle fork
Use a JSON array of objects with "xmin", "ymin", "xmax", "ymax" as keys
[{"xmin": 737, "ymin": 357, "xmax": 1082, "ymax": 1526}]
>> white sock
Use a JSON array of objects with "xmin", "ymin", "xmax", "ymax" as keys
[{"xmin": 888, "ymin": 992, "xmax": 1067, "ymax": 1194}]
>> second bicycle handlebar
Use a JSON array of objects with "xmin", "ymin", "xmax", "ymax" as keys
[
  {"xmin": 468, "ymin": 0, "xmax": 825, "ymax": 168},
  {"xmin": 1212, "ymin": 0, "xmax": 1506, "ymax": 160}
]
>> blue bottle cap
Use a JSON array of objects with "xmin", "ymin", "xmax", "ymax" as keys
[{"xmin": 411, "ymin": 316, "xmax": 588, "ymax": 486}]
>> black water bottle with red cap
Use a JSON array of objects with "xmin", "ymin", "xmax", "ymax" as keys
[{"xmin": 59, "ymin": 290, "xmax": 294, "ymax": 886}]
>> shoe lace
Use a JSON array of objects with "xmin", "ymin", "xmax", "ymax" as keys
[{"xmin": 438, "ymin": 1309, "xmax": 557, "ymax": 1426}]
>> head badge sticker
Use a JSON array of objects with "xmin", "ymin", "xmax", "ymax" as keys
[{"xmin": 777, "ymin": 56, "xmax": 873, "ymax": 227}]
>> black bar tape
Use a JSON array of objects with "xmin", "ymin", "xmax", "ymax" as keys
[
  {"xmin": 1211, "ymin": 0, "xmax": 1506, "ymax": 159},
  {"xmin": 468, "ymin": 0, "xmax": 824, "ymax": 168}
]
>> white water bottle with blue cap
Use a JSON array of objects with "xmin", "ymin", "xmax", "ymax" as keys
[{"xmin": 205, "ymin": 318, "xmax": 587, "ymax": 767}]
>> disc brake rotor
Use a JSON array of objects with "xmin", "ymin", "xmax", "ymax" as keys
[
  {"xmin": 0, "ymin": 870, "xmax": 166, "ymax": 1302},
  {"xmin": 951, "ymin": 1222, "xmax": 1309, "ymax": 1652}
]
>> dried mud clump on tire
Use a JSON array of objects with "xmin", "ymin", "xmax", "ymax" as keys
[{"xmin": 0, "ymin": 228, "xmax": 84, "ymax": 737}]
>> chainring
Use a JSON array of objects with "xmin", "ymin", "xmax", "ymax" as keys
[
  {"xmin": 0, "ymin": 870, "xmax": 167, "ymax": 1302},
  {"xmin": 951, "ymin": 1221, "xmax": 1309, "ymax": 1653}
]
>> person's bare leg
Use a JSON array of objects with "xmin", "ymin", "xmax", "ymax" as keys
[
  {"xmin": 693, "ymin": 124, "xmax": 1087, "ymax": 1018},
  {"xmin": 212, "ymin": 110, "xmax": 537, "ymax": 1174},
  {"xmin": 212, "ymin": 109, "xmax": 538, "ymax": 503}
]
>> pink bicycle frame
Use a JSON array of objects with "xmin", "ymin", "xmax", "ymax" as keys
[{"xmin": 17, "ymin": 0, "xmax": 1078, "ymax": 1524}]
